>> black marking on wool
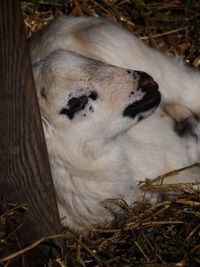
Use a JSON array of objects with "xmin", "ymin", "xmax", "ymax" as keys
[
  {"xmin": 174, "ymin": 116, "xmax": 199, "ymax": 141},
  {"xmin": 138, "ymin": 115, "xmax": 144, "ymax": 122},
  {"xmin": 60, "ymin": 95, "xmax": 88, "ymax": 120},
  {"xmin": 89, "ymin": 91, "xmax": 98, "ymax": 101},
  {"xmin": 68, "ymin": 95, "xmax": 88, "ymax": 112},
  {"xmin": 129, "ymin": 91, "xmax": 135, "ymax": 97},
  {"xmin": 60, "ymin": 108, "xmax": 74, "ymax": 120},
  {"xmin": 40, "ymin": 87, "xmax": 47, "ymax": 99},
  {"xmin": 123, "ymin": 89, "xmax": 161, "ymax": 118},
  {"xmin": 127, "ymin": 70, "xmax": 136, "ymax": 79}
]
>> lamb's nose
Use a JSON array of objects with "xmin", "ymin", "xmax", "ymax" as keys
[{"xmin": 138, "ymin": 71, "xmax": 158, "ymax": 92}]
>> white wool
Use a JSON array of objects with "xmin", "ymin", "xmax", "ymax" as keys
[{"xmin": 30, "ymin": 16, "xmax": 200, "ymax": 231}]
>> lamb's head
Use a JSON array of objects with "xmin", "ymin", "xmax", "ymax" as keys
[{"xmin": 33, "ymin": 49, "xmax": 161, "ymax": 168}]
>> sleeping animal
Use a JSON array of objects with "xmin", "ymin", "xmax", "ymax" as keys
[{"xmin": 30, "ymin": 16, "xmax": 200, "ymax": 231}]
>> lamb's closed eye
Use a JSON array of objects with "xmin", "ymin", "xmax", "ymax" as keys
[
  {"xmin": 59, "ymin": 91, "xmax": 98, "ymax": 120},
  {"xmin": 59, "ymin": 95, "xmax": 88, "ymax": 119},
  {"xmin": 68, "ymin": 96, "xmax": 88, "ymax": 112}
]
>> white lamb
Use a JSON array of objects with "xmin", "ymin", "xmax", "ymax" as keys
[{"xmin": 30, "ymin": 16, "xmax": 200, "ymax": 231}]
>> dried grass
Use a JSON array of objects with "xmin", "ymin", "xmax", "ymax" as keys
[{"xmin": 1, "ymin": 167, "xmax": 200, "ymax": 266}]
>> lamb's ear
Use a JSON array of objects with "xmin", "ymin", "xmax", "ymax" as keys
[
  {"xmin": 32, "ymin": 59, "xmax": 47, "ymax": 100},
  {"xmin": 41, "ymin": 114, "xmax": 54, "ymax": 139},
  {"xmin": 33, "ymin": 60, "xmax": 53, "ymax": 138},
  {"xmin": 32, "ymin": 60, "xmax": 43, "ymax": 84}
]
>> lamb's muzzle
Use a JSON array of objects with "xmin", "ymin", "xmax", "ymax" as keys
[{"xmin": 123, "ymin": 71, "xmax": 161, "ymax": 119}]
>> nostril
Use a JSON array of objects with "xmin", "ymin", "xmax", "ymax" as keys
[{"xmin": 138, "ymin": 71, "xmax": 158, "ymax": 92}]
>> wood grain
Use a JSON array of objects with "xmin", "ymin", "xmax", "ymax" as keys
[{"xmin": 0, "ymin": 1, "xmax": 62, "ymax": 265}]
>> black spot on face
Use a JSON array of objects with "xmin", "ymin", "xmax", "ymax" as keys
[
  {"xmin": 127, "ymin": 70, "xmax": 136, "ymax": 79},
  {"xmin": 59, "ymin": 95, "xmax": 88, "ymax": 120},
  {"xmin": 59, "ymin": 91, "xmax": 98, "ymax": 120},
  {"xmin": 60, "ymin": 108, "xmax": 74, "ymax": 120},
  {"xmin": 89, "ymin": 91, "xmax": 98, "ymax": 101},
  {"xmin": 123, "ymin": 89, "xmax": 161, "ymax": 118},
  {"xmin": 174, "ymin": 116, "xmax": 199, "ymax": 141},
  {"xmin": 129, "ymin": 91, "xmax": 135, "ymax": 97},
  {"xmin": 68, "ymin": 95, "xmax": 88, "ymax": 112},
  {"xmin": 138, "ymin": 115, "xmax": 144, "ymax": 122},
  {"xmin": 40, "ymin": 87, "xmax": 47, "ymax": 99}
]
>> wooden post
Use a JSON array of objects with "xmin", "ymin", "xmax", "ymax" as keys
[{"xmin": 0, "ymin": 0, "xmax": 62, "ymax": 265}]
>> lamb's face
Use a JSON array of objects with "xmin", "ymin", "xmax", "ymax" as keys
[{"xmin": 33, "ymin": 49, "xmax": 160, "ymax": 159}]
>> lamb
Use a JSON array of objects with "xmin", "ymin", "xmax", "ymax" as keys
[{"xmin": 30, "ymin": 16, "xmax": 200, "ymax": 231}]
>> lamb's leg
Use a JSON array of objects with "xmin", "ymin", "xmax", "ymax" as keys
[{"xmin": 163, "ymin": 103, "xmax": 200, "ymax": 161}]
